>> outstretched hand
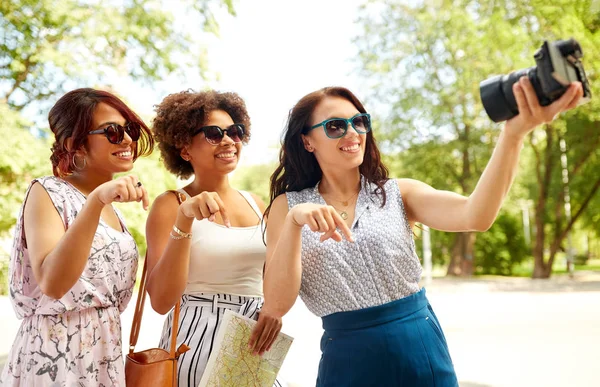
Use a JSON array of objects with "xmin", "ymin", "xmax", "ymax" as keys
[{"xmin": 505, "ymin": 77, "xmax": 584, "ymax": 138}]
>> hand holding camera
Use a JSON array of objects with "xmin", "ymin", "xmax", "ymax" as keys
[
  {"xmin": 503, "ymin": 75, "xmax": 583, "ymax": 138},
  {"xmin": 480, "ymin": 38, "xmax": 591, "ymax": 133}
]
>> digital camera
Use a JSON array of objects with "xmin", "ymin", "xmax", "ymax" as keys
[{"xmin": 479, "ymin": 38, "xmax": 591, "ymax": 122}]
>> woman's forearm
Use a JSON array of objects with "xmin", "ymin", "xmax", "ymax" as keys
[
  {"xmin": 39, "ymin": 193, "xmax": 105, "ymax": 299},
  {"xmin": 147, "ymin": 212, "xmax": 194, "ymax": 314},
  {"xmin": 262, "ymin": 214, "xmax": 304, "ymax": 317},
  {"xmin": 466, "ymin": 129, "xmax": 525, "ymax": 230}
]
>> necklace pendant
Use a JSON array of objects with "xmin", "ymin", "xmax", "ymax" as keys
[{"xmin": 340, "ymin": 211, "xmax": 348, "ymax": 220}]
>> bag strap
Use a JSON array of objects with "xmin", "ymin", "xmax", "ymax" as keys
[{"xmin": 128, "ymin": 190, "xmax": 187, "ymax": 357}]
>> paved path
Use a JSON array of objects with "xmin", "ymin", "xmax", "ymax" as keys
[{"xmin": 1, "ymin": 272, "xmax": 599, "ymax": 386}]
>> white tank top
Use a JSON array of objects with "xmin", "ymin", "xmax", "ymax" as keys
[{"xmin": 180, "ymin": 189, "xmax": 266, "ymax": 297}]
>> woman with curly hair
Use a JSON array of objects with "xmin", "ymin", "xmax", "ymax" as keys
[
  {"xmin": 251, "ymin": 80, "xmax": 583, "ymax": 386},
  {"xmin": 145, "ymin": 90, "xmax": 283, "ymax": 386},
  {"xmin": 1, "ymin": 88, "xmax": 152, "ymax": 386}
]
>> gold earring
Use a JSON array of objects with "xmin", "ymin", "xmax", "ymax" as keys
[{"xmin": 72, "ymin": 155, "xmax": 86, "ymax": 170}]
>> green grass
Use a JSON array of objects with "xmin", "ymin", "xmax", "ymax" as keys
[
  {"xmin": 428, "ymin": 256, "xmax": 600, "ymax": 279},
  {"xmin": 508, "ymin": 258, "xmax": 600, "ymax": 278}
]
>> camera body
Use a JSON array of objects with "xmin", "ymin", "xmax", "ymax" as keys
[{"xmin": 480, "ymin": 38, "xmax": 591, "ymax": 122}]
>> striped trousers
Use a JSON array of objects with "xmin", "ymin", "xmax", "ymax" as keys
[{"xmin": 159, "ymin": 293, "xmax": 284, "ymax": 387}]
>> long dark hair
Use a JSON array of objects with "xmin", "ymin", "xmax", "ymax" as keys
[
  {"xmin": 264, "ymin": 86, "xmax": 389, "ymax": 221},
  {"xmin": 49, "ymin": 88, "xmax": 153, "ymax": 177}
]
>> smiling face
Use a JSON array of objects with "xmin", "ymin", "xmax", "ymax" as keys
[
  {"xmin": 78, "ymin": 102, "xmax": 136, "ymax": 177},
  {"xmin": 181, "ymin": 109, "xmax": 242, "ymax": 176},
  {"xmin": 302, "ymin": 96, "xmax": 367, "ymax": 171}
]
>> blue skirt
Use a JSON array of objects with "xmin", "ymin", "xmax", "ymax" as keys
[{"xmin": 316, "ymin": 288, "xmax": 458, "ymax": 387}]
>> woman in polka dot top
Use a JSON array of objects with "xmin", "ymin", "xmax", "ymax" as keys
[{"xmin": 251, "ymin": 81, "xmax": 583, "ymax": 386}]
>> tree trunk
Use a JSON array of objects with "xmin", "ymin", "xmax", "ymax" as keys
[
  {"xmin": 533, "ymin": 174, "xmax": 600, "ymax": 278},
  {"xmin": 532, "ymin": 200, "xmax": 551, "ymax": 278},
  {"xmin": 446, "ymin": 123, "xmax": 475, "ymax": 277},
  {"xmin": 531, "ymin": 126, "xmax": 554, "ymax": 279},
  {"xmin": 446, "ymin": 232, "xmax": 476, "ymax": 276}
]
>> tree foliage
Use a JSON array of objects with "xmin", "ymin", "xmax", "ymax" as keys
[
  {"xmin": 0, "ymin": 0, "xmax": 237, "ymax": 293},
  {"xmin": 231, "ymin": 162, "xmax": 276, "ymax": 204},
  {"xmin": 0, "ymin": 103, "xmax": 52, "ymax": 234},
  {"xmin": 0, "ymin": 0, "xmax": 235, "ymax": 110},
  {"xmin": 113, "ymin": 152, "xmax": 178, "ymax": 255},
  {"xmin": 356, "ymin": 0, "xmax": 600, "ymax": 277}
]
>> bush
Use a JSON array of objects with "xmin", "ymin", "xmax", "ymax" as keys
[
  {"xmin": 474, "ymin": 212, "xmax": 531, "ymax": 276},
  {"xmin": 0, "ymin": 255, "xmax": 8, "ymax": 296},
  {"xmin": 574, "ymin": 253, "xmax": 589, "ymax": 266}
]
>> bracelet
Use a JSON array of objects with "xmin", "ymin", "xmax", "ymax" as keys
[
  {"xmin": 172, "ymin": 225, "xmax": 192, "ymax": 239},
  {"xmin": 169, "ymin": 232, "xmax": 188, "ymax": 240}
]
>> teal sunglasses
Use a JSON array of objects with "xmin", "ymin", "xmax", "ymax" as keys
[{"xmin": 304, "ymin": 113, "xmax": 371, "ymax": 139}]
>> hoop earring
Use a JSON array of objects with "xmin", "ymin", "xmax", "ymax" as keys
[{"xmin": 72, "ymin": 154, "xmax": 87, "ymax": 170}]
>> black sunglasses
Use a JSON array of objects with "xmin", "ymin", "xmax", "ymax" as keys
[
  {"xmin": 88, "ymin": 122, "xmax": 141, "ymax": 144},
  {"xmin": 304, "ymin": 113, "xmax": 371, "ymax": 139},
  {"xmin": 193, "ymin": 124, "xmax": 245, "ymax": 145}
]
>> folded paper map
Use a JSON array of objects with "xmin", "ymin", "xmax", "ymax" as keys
[{"xmin": 198, "ymin": 309, "xmax": 293, "ymax": 387}]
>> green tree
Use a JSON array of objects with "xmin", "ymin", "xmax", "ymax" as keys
[
  {"xmin": 356, "ymin": 0, "xmax": 532, "ymax": 276},
  {"xmin": 0, "ymin": 0, "xmax": 236, "ymax": 234},
  {"xmin": 231, "ymin": 163, "xmax": 277, "ymax": 204},
  {"xmin": 356, "ymin": 0, "xmax": 600, "ymax": 278},
  {"xmin": 0, "ymin": 0, "xmax": 237, "ymax": 293},
  {"xmin": 0, "ymin": 103, "xmax": 52, "ymax": 234},
  {"xmin": 488, "ymin": 0, "xmax": 600, "ymax": 278},
  {"xmin": 0, "ymin": 102, "xmax": 51, "ymax": 294},
  {"xmin": 0, "ymin": 0, "xmax": 235, "ymax": 110},
  {"xmin": 526, "ymin": 110, "xmax": 600, "ymax": 277},
  {"xmin": 114, "ymin": 152, "xmax": 178, "ymax": 255}
]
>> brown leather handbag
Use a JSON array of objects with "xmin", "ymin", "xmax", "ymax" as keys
[{"xmin": 125, "ymin": 259, "xmax": 190, "ymax": 386}]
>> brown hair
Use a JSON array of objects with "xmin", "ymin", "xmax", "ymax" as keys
[
  {"xmin": 265, "ymin": 86, "xmax": 389, "ymax": 220},
  {"xmin": 49, "ymin": 88, "xmax": 153, "ymax": 177},
  {"xmin": 152, "ymin": 89, "xmax": 251, "ymax": 179}
]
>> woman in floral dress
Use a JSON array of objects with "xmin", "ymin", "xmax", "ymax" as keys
[{"xmin": 0, "ymin": 88, "xmax": 153, "ymax": 386}]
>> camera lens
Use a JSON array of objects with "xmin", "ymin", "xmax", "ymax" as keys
[{"xmin": 480, "ymin": 69, "xmax": 530, "ymax": 122}]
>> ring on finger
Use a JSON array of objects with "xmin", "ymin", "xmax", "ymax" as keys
[{"xmin": 136, "ymin": 181, "xmax": 142, "ymax": 188}]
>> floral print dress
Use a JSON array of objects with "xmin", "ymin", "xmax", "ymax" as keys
[{"xmin": 0, "ymin": 176, "xmax": 139, "ymax": 387}]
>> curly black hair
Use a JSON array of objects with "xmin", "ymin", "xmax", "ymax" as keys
[{"xmin": 152, "ymin": 89, "xmax": 251, "ymax": 178}]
